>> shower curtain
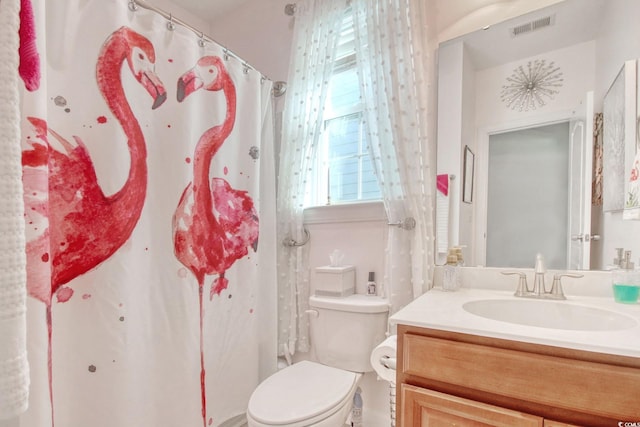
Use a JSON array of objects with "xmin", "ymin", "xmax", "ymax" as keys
[{"xmin": 17, "ymin": 1, "xmax": 276, "ymax": 426}]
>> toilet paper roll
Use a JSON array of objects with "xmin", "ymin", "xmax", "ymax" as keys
[{"xmin": 370, "ymin": 335, "xmax": 397, "ymax": 382}]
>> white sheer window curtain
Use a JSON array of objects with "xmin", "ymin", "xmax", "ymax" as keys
[
  {"xmin": 352, "ymin": 0, "xmax": 434, "ymax": 314},
  {"xmin": 276, "ymin": 0, "xmax": 347, "ymax": 360}
]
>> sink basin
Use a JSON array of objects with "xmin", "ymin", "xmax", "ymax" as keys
[{"xmin": 463, "ymin": 299, "xmax": 637, "ymax": 331}]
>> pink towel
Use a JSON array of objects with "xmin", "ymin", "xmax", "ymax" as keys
[
  {"xmin": 19, "ymin": 0, "xmax": 40, "ymax": 91},
  {"xmin": 436, "ymin": 174, "xmax": 449, "ymax": 196}
]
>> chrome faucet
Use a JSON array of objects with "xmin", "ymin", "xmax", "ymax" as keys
[
  {"xmin": 532, "ymin": 270, "xmax": 547, "ymax": 296},
  {"xmin": 501, "ymin": 271, "xmax": 529, "ymax": 296},
  {"xmin": 548, "ymin": 273, "xmax": 584, "ymax": 300},
  {"xmin": 501, "ymin": 271, "xmax": 583, "ymax": 300},
  {"xmin": 502, "ymin": 254, "xmax": 583, "ymax": 300}
]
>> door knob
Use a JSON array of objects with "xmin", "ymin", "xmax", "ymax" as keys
[{"xmin": 571, "ymin": 233, "xmax": 599, "ymax": 242}]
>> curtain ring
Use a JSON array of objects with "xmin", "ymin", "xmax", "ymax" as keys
[
  {"xmin": 272, "ymin": 81, "xmax": 287, "ymax": 97},
  {"xmin": 243, "ymin": 63, "xmax": 249, "ymax": 75},
  {"xmin": 223, "ymin": 49, "xmax": 229, "ymax": 61},
  {"xmin": 166, "ymin": 13, "xmax": 175, "ymax": 31},
  {"xmin": 198, "ymin": 32, "xmax": 205, "ymax": 47},
  {"xmin": 282, "ymin": 228, "xmax": 310, "ymax": 247},
  {"xmin": 128, "ymin": 0, "xmax": 138, "ymax": 12}
]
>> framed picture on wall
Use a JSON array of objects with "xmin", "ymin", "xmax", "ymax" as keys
[
  {"xmin": 623, "ymin": 59, "xmax": 640, "ymax": 219},
  {"xmin": 603, "ymin": 60, "xmax": 636, "ymax": 212},
  {"xmin": 463, "ymin": 145, "xmax": 474, "ymax": 203}
]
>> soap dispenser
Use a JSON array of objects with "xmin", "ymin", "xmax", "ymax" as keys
[
  {"xmin": 442, "ymin": 249, "xmax": 460, "ymax": 291},
  {"xmin": 612, "ymin": 250, "xmax": 640, "ymax": 303},
  {"xmin": 452, "ymin": 246, "xmax": 465, "ymax": 266}
]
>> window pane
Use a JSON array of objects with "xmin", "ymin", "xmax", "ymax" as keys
[
  {"xmin": 330, "ymin": 157, "xmax": 358, "ymax": 201},
  {"xmin": 361, "ymin": 158, "xmax": 381, "ymax": 200},
  {"xmin": 324, "ymin": 114, "xmax": 381, "ymax": 203},
  {"xmin": 327, "ymin": 117, "xmax": 358, "ymax": 158},
  {"xmin": 326, "ymin": 65, "xmax": 359, "ymax": 115}
]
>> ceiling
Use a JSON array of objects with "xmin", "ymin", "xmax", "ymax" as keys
[
  {"xmin": 443, "ymin": 0, "xmax": 605, "ymax": 70},
  {"xmin": 171, "ymin": 0, "xmax": 563, "ymax": 35},
  {"xmin": 171, "ymin": 0, "xmax": 505, "ymax": 24},
  {"xmin": 168, "ymin": 0, "xmax": 600, "ymax": 71}
]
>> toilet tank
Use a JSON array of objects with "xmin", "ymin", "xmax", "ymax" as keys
[{"xmin": 308, "ymin": 294, "xmax": 389, "ymax": 373}]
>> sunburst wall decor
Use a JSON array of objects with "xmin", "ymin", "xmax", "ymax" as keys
[{"xmin": 500, "ymin": 59, "xmax": 563, "ymax": 112}]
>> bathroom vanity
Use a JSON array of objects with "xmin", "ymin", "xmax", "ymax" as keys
[{"xmin": 390, "ymin": 288, "xmax": 640, "ymax": 426}]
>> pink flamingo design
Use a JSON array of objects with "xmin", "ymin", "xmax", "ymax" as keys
[
  {"xmin": 21, "ymin": 27, "xmax": 166, "ymax": 425},
  {"xmin": 173, "ymin": 56, "xmax": 259, "ymax": 426}
]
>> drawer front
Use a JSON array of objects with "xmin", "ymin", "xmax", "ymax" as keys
[{"xmin": 402, "ymin": 333, "xmax": 640, "ymax": 420}]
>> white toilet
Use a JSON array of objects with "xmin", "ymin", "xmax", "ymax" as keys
[{"xmin": 247, "ymin": 294, "xmax": 389, "ymax": 427}]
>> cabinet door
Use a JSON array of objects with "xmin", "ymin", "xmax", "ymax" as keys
[{"xmin": 401, "ymin": 384, "xmax": 542, "ymax": 427}]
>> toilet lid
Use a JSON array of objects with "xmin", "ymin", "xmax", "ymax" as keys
[{"xmin": 247, "ymin": 361, "xmax": 358, "ymax": 425}]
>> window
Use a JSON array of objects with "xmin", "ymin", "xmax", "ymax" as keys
[{"xmin": 306, "ymin": 8, "xmax": 381, "ymax": 207}]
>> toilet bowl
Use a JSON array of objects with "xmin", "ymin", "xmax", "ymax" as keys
[{"xmin": 246, "ymin": 294, "xmax": 389, "ymax": 427}]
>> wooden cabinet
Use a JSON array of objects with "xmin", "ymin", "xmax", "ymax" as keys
[{"xmin": 396, "ymin": 324, "xmax": 640, "ymax": 427}]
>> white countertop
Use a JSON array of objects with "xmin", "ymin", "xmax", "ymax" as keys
[{"xmin": 389, "ymin": 288, "xmax": 640, "ymax": 358}]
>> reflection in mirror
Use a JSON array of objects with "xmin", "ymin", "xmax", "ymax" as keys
[
  {"xmin": 435, "ymin": 0, "xmax": 640, "ymax": 271},
  {"xmin": 486, "ymin": 123, "xmax": 570, "ymax": 269}
]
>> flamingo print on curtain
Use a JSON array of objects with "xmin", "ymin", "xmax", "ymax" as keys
[
  {"xmin": 21, "ymin": 25, "xmax": 167, "ymax": 426},
  {"xmin": 173, "ymin": 55, "xmax": 259, "ymax": 426},
  {"xmin": 16, "ymin": 1, "xmax": 276, "ymax": 426}
]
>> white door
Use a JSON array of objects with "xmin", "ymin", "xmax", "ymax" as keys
[{"xmin": 568, "ymin": 91, "xmax": 595, "ymax": 270}]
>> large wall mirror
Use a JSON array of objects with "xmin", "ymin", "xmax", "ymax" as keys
[{"xmin": 435, "ymin": 0, "xmax": 640, "ymax": 271}]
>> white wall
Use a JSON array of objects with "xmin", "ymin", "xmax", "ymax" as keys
[
  {"xmin": 475, "ymin": 41, "xmax": 596, "ymax": 128},
  {"xmin": 149, "ymin": 0, "xmax": 212, "ymax": 35},
  {"xmin": 208, "ymin": 0, "xmax": 293, "ymax": 83},
  {"xmin": 304, "ymin": 204, "xmax": 388, "ymax": 296}
]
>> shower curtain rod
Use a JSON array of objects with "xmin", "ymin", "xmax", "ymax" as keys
[{"xmin": 128, "ymin": 0, "xmax": 266, "ymax": 79}]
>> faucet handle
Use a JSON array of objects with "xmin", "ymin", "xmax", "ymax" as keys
[
  {"xmin": 501, "ymin": 271, "xmax": 529, "ymax": 296},
  {"xmin": 549, "ymin": 273, "xmax": 584, "ymax": 300}
]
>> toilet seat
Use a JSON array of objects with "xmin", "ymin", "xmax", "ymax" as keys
[{"xmin": 247, "ymin": 360, "xmax": 360, "ymax": 426}]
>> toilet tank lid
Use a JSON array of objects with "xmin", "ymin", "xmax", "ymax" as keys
[{"xmin": 309, "ymin": 294, "xmax": 390, "ymax": 313}]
